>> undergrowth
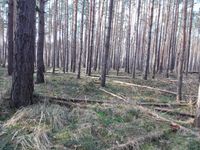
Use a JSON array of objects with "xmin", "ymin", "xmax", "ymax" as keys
[
  {"xmin": 0, "ymin": 67, "xmax": 199, "ymax": 150},
  {"xmin": 0, "ymin": 103, "xmax": 169, "ymax": 150}
]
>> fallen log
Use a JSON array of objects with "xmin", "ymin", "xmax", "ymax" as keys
[
  {"xmin": 47, "ymin": 99, "xmax": 77, "ymax": 107},
  {"xmin": 92, "ymin": 74, "xmax": 132, "ymax": 80},
  {"xmin": 113, "ymin": 80, "xmax": 197, "ymax": 99},
  {"xmin": 186, "ymin": 71, "xmax": 199, "ymax": 74},
  {"xmin": 108, "ymin": 129, "xmax": 171, "ymax": 150},
  {"xmin": 0, "ymin": 112, "xmax": 9, "ymax": 115},
  {"xmin": 34, "ymin": 94, "xmax": 120, "ymax": 105},
  {"xmin": 46, "ymin": 71, "xmax": 76, "ymax": 75},
  {"xmin": 155, "ymin": 78, "xmax": 178, "ymax": 83},
  {"xmin": 113, "ymin": 80, "xmax": 177, "ymax": 94},
  {"xmin": 154, "ymin": 107, "xmax": 195, "ymax": 118},
  {"xmin": 137, "ymin": 102, "xmax": 189, "ymax": 108},
  {"xmin": 99, "ymin": 88, "xmax": 128, "ymax": 103},
  {"xmin": 136, "ymin": 105, "xmax": 200, "ymax": 139},
  {"xmin": 100, "ymin": 89, "xmax": 200, "ymax": 139}
]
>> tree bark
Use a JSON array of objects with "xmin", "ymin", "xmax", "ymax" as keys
[
  {"xmin": 93, "ymin": 0, "xmax": 104, "ymax": 71},
  {"xmin": 101, "ymin": 0, "xmax": 114, "ymax": 87},
  {"xmin": 152, "ymin": 1, "xmax": 161, "ymax": 79},
  {"xmin": 63, "ymin": 0, "xmax": 69, "ymax": 73},
  {"xmin": 83, "ymin": 0, "xmax": 89, "ymax": 68},
  {"xmin": 125, "ymin": 0, "xmax": 131, "ymax": 74},
  {"xmin": 36, "ymin": 0, "xmax": 45, "ymax": 83},
  {"xmin": 88, "ymin": 0, "xmax": 96, "ymax": 76},
  {"xmin": 72, "ymin": 0, "xmax": 78, "ymax": 73},
  {"xmin": 143, "ymin": 0, "xmax": 154, "ymax": 80},
  {"xmin": 7, "ymin": 0, "xmax": 14, "ymax": 75},
  {"xmin": 177, "ymin": 0, "xmax": 187, "ymax": 102},
  {"xmin": 77, "ymin": 0, "xmax": 85, "ymax": 79},
  {"xmin": 52, "ymin": 0, "xmax": 58, "ymax": 74},
  {"xmin": 132, "ymin": 0, "xmax": 141, "ymax": 78},
  {"xmin": 116, "ymin": 0, "xmax": 125, "ymax": 76},
  {"xmin": 11, "ymin": 0, "xmax": 36, "ymax": 108},
  {"xmin": 186, "ymin": 0, "xmax": 194, "ymax": 76}
]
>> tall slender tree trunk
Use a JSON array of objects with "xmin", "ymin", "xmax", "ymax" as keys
[
  {"xmin": 100, "ymin": 0, "xmax": 108, "ymax": 73},
  {"xmin": 83, "ymin": 0, "xmax": 89, "ymax": 68},
  {"xmin": 63, "ymin": 0, "xmax": 69, "ymax": 73},
  {"xmin": 143, "ymin": 0, "xmax": 154, "ymax": 80},
  {"xmin": 47, "ymin": 2, "xmax": 52, "ymax": 68},
  {"xmin": 152, "ymin": 1, "xmax": 161, "ymax": 79},
  {"xmin": 93, "ymin": 0, "xmax": 104, "ymax": 71},
  {"xmin": 86, "ymin": 0, "xmax": 92, "ymax": 74},
  {"xmin": 72, "ymin": 0, "xmax": 78, "ymax": 73},
  {"xmin": 56, "ymin": 1, "xmax": 61, "ymax": 69},
  {"xmin": 170, "ymin": 0, "xmax": 179, "ymax": 72},
  {"xmin": 2, "ymin": 18, "xmax": 6, "ymax": 67},
  {"xmin": 52, "ymin": 0, "xmax": 58, "ymax": 74},
  {"xmin": 140, "ymin": 3, "xmax": 147, "ymax": 71},
  {"xmin": 66, "ymin": 0, "xmax": 69, "ymax": 72},
  {"xmin": 101, "ymin": 0, "xmax": 114, "ymax": 87},
  {"xmin": 11, "ymin": 0, "xmax": 36, "ymax": 108},
  {"xmin": 133, "ymin": 0, "xmax": 141, "ymax": 78},
  {"xmin": 36, "ymin": 0, "xmax": 45, "ymax": 83},
  {"xmin": 186, "ymin": 0, "xmax": 194, "ymax": 76},
  {"xmin": 77, "ymin": 0, "xmax": 85, "ymax": 79},
  {"xmin": 116, "ymin": 0, "xmax": 125, "ymax": 76},
  {"xmin": 125, "ymin": 0, "xmax": 131, "ymax": 74},
  {"xmin": 166, "ymin": 1, "xmax": 175, "ymax": 78},
  {"xmin": 63, "ymin": 0, "xmax": 67, "ymax": 73},
  {"xmin": 88, "ymin": 0, "xmax": 96, "ymax": 76},
  {"xmin": 159, "ymin": 1, "xmax": 170, "ymax": 73},
  {"xmin": 7, "ymin": 0, "xmax": 14, "ymax": 75},
  {"xmin": 177, "ymin": 0, "xmax": 187, "ymax": 102}
]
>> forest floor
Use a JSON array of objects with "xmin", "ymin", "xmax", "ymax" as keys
[{"xmin": 0, "ymin": 67, "xmax": 200, "ymax": 150}]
